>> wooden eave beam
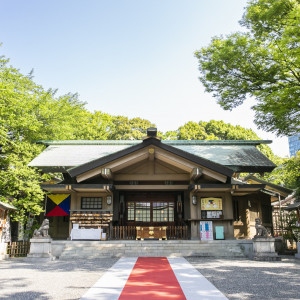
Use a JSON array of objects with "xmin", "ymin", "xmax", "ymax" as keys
[
  {"xmin": 191, "ymin": 184, "xmax": 232, "ymax": 193},
  {"xmin": 41, "ymin": 184, "xmax": 72, "ymax": 192},
  {"xmin": 155, "ymin": 150, "xmax": 227, "ymax": 183},
  {"xmin": 100, "ymin": 168, "xmax": 112, "ymax": 179},
  {"xmin": 106, "ymin": 151, "xmax": 149, "ymax": 172},
  {"xmin": 76, "ymin": 150, "xmax": 149, "ymax": 182},
  {"xmin": 230, "ymin": 184, "xmax": 265, "ymax": 194},
  {"xmin": 41, "ymin": 184, "xmax": 113, "ymax": 193},
  {"xmin": 114, "ymin": 174, "xmax": 190, "ymax": 181},
  {"xmin": 201, "ymin": 169, "xmax": 227, "ymax": 183},
  {"xmin": 115, "ymin": 185, "xmax": 189, "ymax": 190},
  {"xmin": 154, "ymin": 151, "xmax": 194, "ymax": 173},
  {"xmin": 190, "ymin": 167, "xmax": 203, "ymax": 180}
]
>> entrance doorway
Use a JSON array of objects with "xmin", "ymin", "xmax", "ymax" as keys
[{"xmin": 124, "ymin": 192, "xmax": 182, "ymax": 226}]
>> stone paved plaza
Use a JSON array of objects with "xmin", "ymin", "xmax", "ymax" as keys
[{"xmin": 0, "ymin": 256, "xmax": 299, "ymax": 299}]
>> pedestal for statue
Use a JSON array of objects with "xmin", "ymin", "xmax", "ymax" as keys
[
  {"xmin": 295, "ymin": 242, "xmax": 300, "ymax": 259},
  {"xmin": 252, "ymin": 237, "xmax": 281, "ymax": 261},
  {"xmin": 27, "ymin": 238, "xmax": 52, "ymax": 260},
  {"xmin": 0, "ymin": 242, "xmax": 8, "ymax": 260}
]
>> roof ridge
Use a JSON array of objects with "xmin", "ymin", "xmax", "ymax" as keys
[{"xmin": 35, "ymin": 139, "xmax": 272, "ymax": 146}]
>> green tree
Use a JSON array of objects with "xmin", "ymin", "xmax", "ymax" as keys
[
  {"xmin": 74, "ymin": 111, "xmax": 114, "ymax": 140},
  {"xmin": 195, "ymin": 0, "xmax": 300, "ymax": 136},
  {"xmin": 0, "ymin": 53, "xmax": 89, "ymax": 222},
  {"xmin": 106, "ymin": 116, "xmax": 156, "ymax": 140},
  {"xmin": 166, "ymin": 119, "xmax": 277, "ymax": 163},
  {"xmin": 0, "ymin": 50, "xmax": 160, "ymax": 222},
  {"xmin": 263, "ymin": 152, "xmax": 300, "ymax": 197},
  {"xmin": 200, "ymin": 120, "xmax": 259, "ymax": 140},
  {"xmin": 163, "ymin": 130, "xmax": 178, "ymax": 140},
  {"xmin": 176, "ymin": 121, "xmax": 211, "ymax": 140}
]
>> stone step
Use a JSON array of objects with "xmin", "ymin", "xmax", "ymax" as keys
[{"xmin": 56, "ymin": 240, "xmax": 249, "ymax": 259}]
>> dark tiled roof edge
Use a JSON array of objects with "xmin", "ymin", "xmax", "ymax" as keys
[{"xmin": 35, "ymin": 139, "xmax": 273, "ymax": 146}]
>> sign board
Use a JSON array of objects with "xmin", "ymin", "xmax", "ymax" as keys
[
  {"xmin": 215, "ymin": 226, "xmax": 224, "ymax": 240},
  {"xmin": 200, "ymin": 221, "xmax": 213, "ymax": 240},
  {"xmin": 201, "ymin": 198, "xmax": 222, "ymax": 210}
]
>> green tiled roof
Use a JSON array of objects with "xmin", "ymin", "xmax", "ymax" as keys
[{"xmin": 29, "ymin": 139, "xmax": 276, "ymax": 173}]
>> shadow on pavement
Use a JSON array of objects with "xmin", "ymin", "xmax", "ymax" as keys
[{"xmin": 187, "ymin": 257, "xmax": 300, "ymax": 300}]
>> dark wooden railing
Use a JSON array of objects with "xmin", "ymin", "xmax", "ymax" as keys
[
  {"xmin": 167, "ymin": 225, "xmax": 188, "ymax": 240},
  {"xmin": 7, "ymin": 241, "xmax": 31, "ymax": 257},
  {"xmin": 111, "ymin": 226, "xmax": 136, "ymax": 240},
  {"xmin": 110, "ymin": 225, "xmax": 188, "ymax": 240}
]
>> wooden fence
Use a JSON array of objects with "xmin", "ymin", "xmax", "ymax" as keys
[
  {"xmin": 110, "ymin": 225, "xmax": 188, "ymax": 240},
  {"xmin": 7, "ymin": 241, "xmax": 31, "ymax": 257},
  {"xmin": 167, "ymin": 225, "xmax": 188, "ymax": 240},
  {"xmin": 111, "ymin": 226, "xmax": 136, "ymax": 240}
]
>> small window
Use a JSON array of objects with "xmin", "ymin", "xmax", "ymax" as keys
[
  {"xmin": 153, "ymin": 202, "xmax": 174, "ymax": 222},
  {"xmin": 127, "ymin": 202, "xmax": 135, "ymax": 221},
  {"xmin": 81, "ymin": 197, "xmax": 102, "ymax": 209}
]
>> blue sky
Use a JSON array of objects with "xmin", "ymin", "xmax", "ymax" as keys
[{"xmin": 0, "ymin": 0, "xmax": 289, "ymax": 156}]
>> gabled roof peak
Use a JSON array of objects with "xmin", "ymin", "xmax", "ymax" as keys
[
  {"xmin": 68, "ymin": 137, "xmax": 234, "ymax": 178},
  {"xmin": 142, "ymin": 127, "xmax": 161, "ymax": 141}
]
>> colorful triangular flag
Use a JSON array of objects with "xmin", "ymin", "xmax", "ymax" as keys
[
  {"xmin": 46, "ymin": 205, "xmax": 69, "ymax": 217},
  {"xmin": 46, "ymin": 194, "xmax": 70, "ymax": 216},
  {"xmin": 58, "ymin": 196, "xmax": 70, "ymax": 215},
  {"xmin": 48, "ymin": 194, "xmax": 69, "ymax": 205}
]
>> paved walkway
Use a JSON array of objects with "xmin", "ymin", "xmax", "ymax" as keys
[
  {"xmin": 81, "ymin": 257, "xmax": 227, "ymax": 300},
  {"xmin": 0, "ymin": 256, "xmax": 299, "ymax": 299}
]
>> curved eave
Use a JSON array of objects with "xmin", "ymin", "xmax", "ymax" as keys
[
  {"xmin": 227, "ymin": 165, "xmax": 276, "ymax": 173},
  {"xmin": 0, "ymin": 201, "xmax": 17, "ymax": 211},
  {"xmin": 284, "ymin": 202, "xmax": 300, "ymax": 211},
  {"xmin": 29, "ymin": 166, "xmax": 73, "ymax": 173}
]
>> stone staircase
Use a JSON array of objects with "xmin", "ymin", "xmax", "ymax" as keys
[{"xmin": 52, "ymin": 240, "xmax": 252, "ymax": 260}]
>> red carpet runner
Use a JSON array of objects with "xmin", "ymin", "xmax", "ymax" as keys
[{"xmin": 119, "ymin": 257, "xmax": 186, "ymax": 300}]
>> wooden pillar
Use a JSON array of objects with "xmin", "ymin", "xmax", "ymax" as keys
[
  {"xmin": 190, "ymin": 192, "xmax": 199, "ymax": 239},
  {"xmin": 183, "ymin": 190, "xmax": 190, "ymax": 220},
  {"xmin": 224, "ymin": 192, "xmax": 234, "ymax": 239},
  {"xmin": 113, "ymin": 190, "xmax": 120, "ymax": 223},
  {"xmin": 246, "ymin": 208, "xmax": 250, "ymax": 238}
]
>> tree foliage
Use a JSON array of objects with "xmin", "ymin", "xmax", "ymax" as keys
[
  {"xmin": 73, "ymin": 111, "xmax": 157, "ymax": 140},
  {"xmin": 164, "ymin": 120, "xmax": 275, "ymax": 159},
  {"xmin": 105, "ymin": 116, "xmax": 156, "ymax": 140},
  {"xmin": 0, "ymin": 54, "xmax": 88, "ymax": 222},
  {"xmin": 263, "ymin": 151, "xmax": 300, "ymax": 198},
  {"xmin": 177, "ymin": 121, "xmax": 213, "ymax": 140},
  {"xmin": 0, "ymin": 51, "xmax": 158, "ymax": 222},
  {"xmin": 195, "ymin": 0, "xmax": 300, "ymax": 136},
  {"xmin": 1, "ymin": 41, "xmax": 298, "ymax": 226}
]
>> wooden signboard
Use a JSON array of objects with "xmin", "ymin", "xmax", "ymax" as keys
[{"xmin": 201, "ymin": 198, "xmax": 222, "ymax": 210}]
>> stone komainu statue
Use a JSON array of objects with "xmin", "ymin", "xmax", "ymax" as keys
[
  {"xmin": 33, "ymin": 219, "xmax": 50, "ymax": 238},
  {"xmin": 254, "ymin": 218, "xmax": 268, "ymax": 238}
]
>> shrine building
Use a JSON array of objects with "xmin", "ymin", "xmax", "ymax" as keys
[{"xmin": 28, "ymin": 127, "xmax": 277, "ymax": 241}]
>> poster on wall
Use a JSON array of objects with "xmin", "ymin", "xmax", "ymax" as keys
[
  {"xmin": 200, "ymin": 221, "xmax": 213, "ymax": 240},
  {"xmin": 201, "ymin": 198, "xmax": 222, "ymax": 210}
]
